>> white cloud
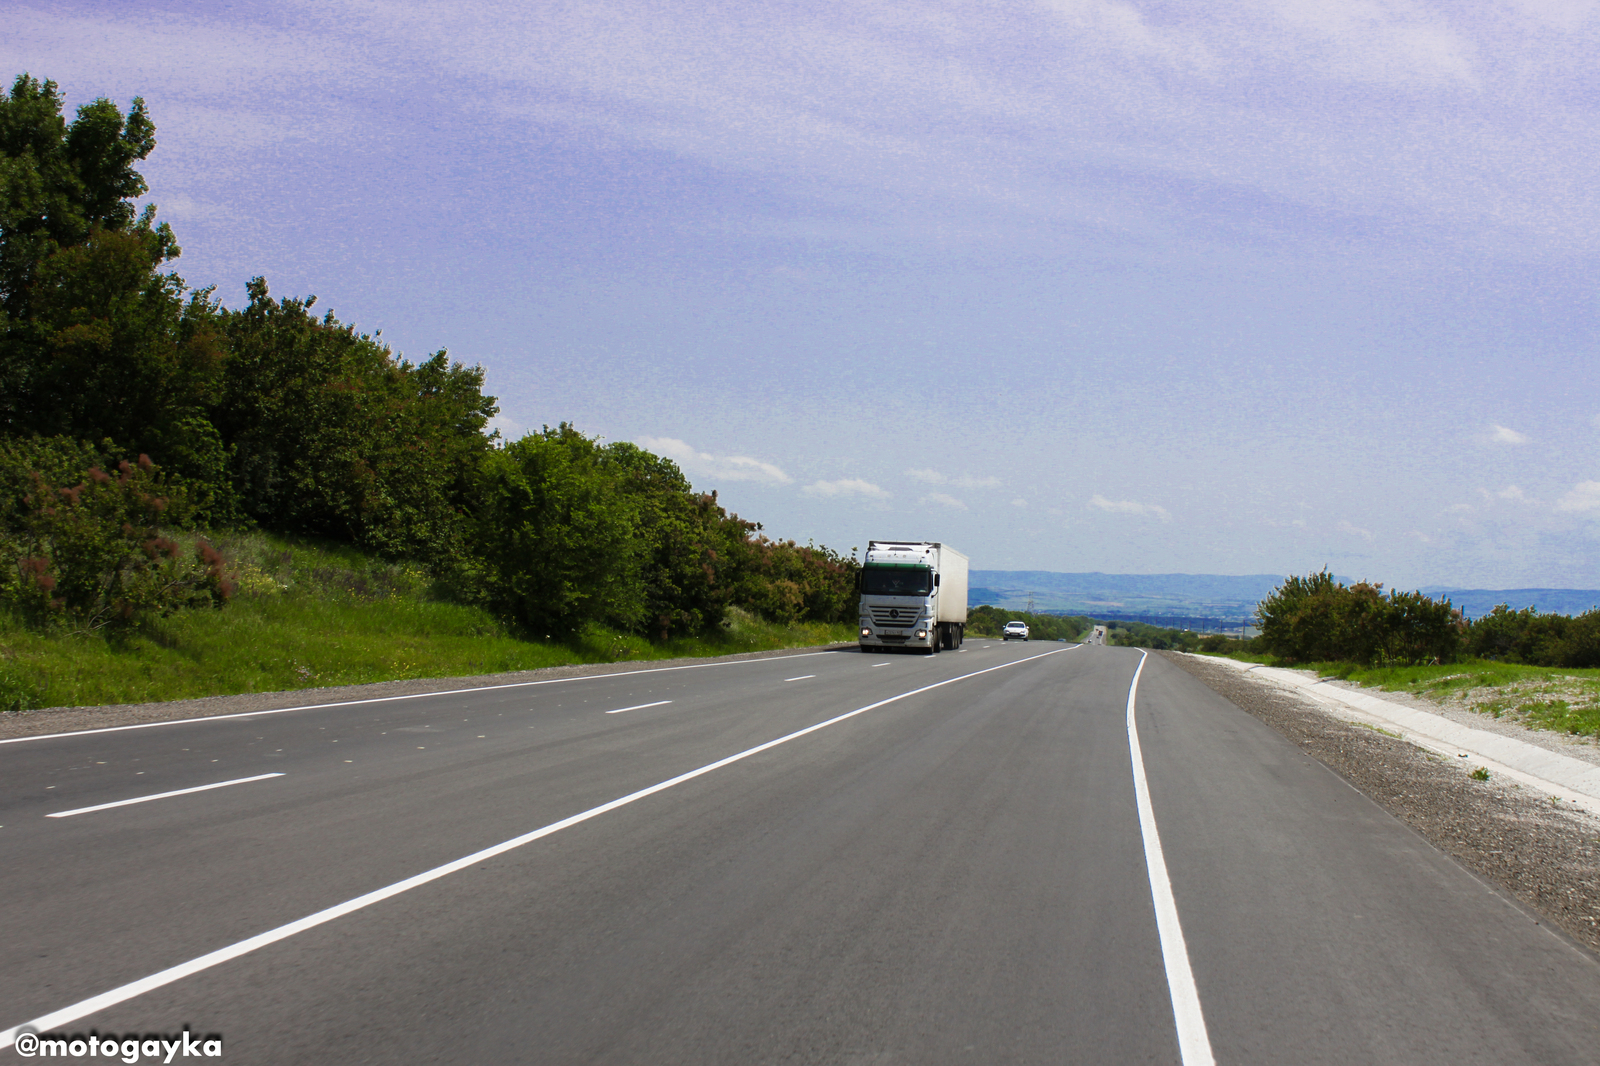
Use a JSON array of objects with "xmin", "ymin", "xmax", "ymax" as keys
[
  {"xmin": 486, "ymin": 414, "xmax": 522, "ymax": 441},
  {"xmin": 1087, "ymin": 494, "xmax": 1171, "ymax": 522},
  {"xmin": 1011, "ymin": 498, "xmax": 1028, "ymax": 508},
  {"xmin": 1489, "ymin": 424, "xmax": 1530, "ymax": 445},
  {"xmin": 906, "ymin": 469, "xmax": 1001, "ymax": 490},
  {"xmin": 1479, "ymin": 484, "xmax": 1539, "ymax": 505},
  {"xmin": 803, "ymin": 478, "xmax": 889, "ymax": 499},
  {"xmin": 920, "ymin": 492, "xmax": 968, "ymax": 510},
  {"xmin": 1409, "ymin": 531, "xmax": 1433, "ymax": 544},
  {"xmin": 637, "ymin": 437, "xmax": 792, "ymax": 484},
  {"xmin": 1337, "ymin": 519, "xmax": 1376, "ymax": 542},
  {"xmin": 1555, "ymin": 480, "xmax": 1600, "ymax": 513}
]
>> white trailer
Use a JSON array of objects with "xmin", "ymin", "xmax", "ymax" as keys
[{"xmin": 857, "ymin": 541, "xmax": 968, "ymax": 654}]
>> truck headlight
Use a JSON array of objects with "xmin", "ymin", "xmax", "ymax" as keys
[
  {"xmin": 916, "ymin": 629, "xmax": 927, "ymax": 639},
  {"xmin": 861, "ymin": 628, "xmax": 872, "ymax": 638}
]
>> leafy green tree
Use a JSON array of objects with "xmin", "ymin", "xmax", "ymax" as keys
[
  {"xmin": 724, "ymin": 535, "xmax": 858, "ymax": 625},
  {"xmin": 1465, "ymin": 605, "xmax": 1600, "ymax": 668},
  {"xmin": 215, "ymin": 278, "xmax": 496, "ymax": 559},
  {"xmin": 469, "ymin": 425, "xmax": 644, "ymax": 637},
  {"xmin": 0, "ymin": 74, "xmax": 156, "ymax": 320},
  {"xmin": 1257, "ymin": 570, "xmax": 1460, "ymax": 664},
  {"xmin": 0, "ymin": 74, "xmax": 235, "ymax": 518},
  {"xmin": 603, "ymin": 442, "xmax": 743, "ymax": 639}
]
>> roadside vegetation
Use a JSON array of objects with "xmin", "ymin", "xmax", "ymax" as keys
[
  {"xmin": 0, "ymin": 75, "xmax": 857, "ymax": 711},
  {"xmin": 0, "ymin": 531, "xmax": 856, "ymax": 711},
  {"xmin": 966, "ymin": 606, "xmax": 1091, "ymax": 641},
  {"xmin": 1188, "ymin": 569, "xmax": 1600, "ymax": 740}
]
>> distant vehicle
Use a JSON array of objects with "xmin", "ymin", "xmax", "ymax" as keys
[
  {"xmin": 857, "ymin": 541, "xmax": 968, "ymax": 654},
  {"xmin": 1002, "ymin": 621, "xmax": 1029, "ymax": 641}
]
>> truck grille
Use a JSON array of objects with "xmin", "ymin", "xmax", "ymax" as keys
[{"xmin": 869, "ymin": 606, "xmax": 920, "ymax": 628}]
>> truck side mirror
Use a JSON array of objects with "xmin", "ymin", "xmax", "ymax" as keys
[{"xmin": 934, "ymin": 573, "xmax": 941, "ymax": 586}]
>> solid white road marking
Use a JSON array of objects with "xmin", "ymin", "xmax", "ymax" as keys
[
  {"xmin": 1125, "ymin": 650, "xmax": 1216, "ymax": 1066},
  {"xmin": 604, "ymin": 701, "xmax": 672, "ymax": 715},
  {"xmin": 870, "ymin": 663, "xmax": 890, "ymax": 668},
  {"xmin": 0, "ymin": 651, "xmax": 841, "ymax": 746},
  {"xmin": 0, "ymin": 645, "xmax": 1073, "ymax": 1049},
  {"xmin": 784, "ymin": 675, "xmax": 815, "ymax": 681},
  {"xmin": 46, "ymin": 774, "xmax": 286, "ymax": 819}
]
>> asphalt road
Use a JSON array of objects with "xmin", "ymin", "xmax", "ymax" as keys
[{"xmin": 3, "ymin": 642, "xmax": 1599, "ymax": 1064}]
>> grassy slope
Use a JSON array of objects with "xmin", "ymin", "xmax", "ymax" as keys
[
  {"xmin": 0, "ymin": 532, "xmax": 855, "ymax": 710},
  {"xmin": 1205, "ymin": 653, "xmax": 1600, "ymax": 739}
]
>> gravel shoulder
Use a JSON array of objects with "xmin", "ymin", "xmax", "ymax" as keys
[
  {"xmin": 1318, "ymin": 673, "xmax": 1600, "ymax": 768},
  {"xmin": 1162, "ymin": 651, "xmax": 1600, "ymax": 954},
  {"xmin": 0, "ymin": 644, "xmax": 856, "ymax": 742}
]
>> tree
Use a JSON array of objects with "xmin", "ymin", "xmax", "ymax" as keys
[
  {"xmin": 1256, "ymin": 570, "xmax": 1461, "ymax": 665},
  {"xmin": 469, "ymin": 425, "xmax": 644, "ymax": 637},
  {"xmin": 1, "ymin": 74, "xmax": 165, "ymax": 432},
  {"xmin": 215, "ymin": 278, "xmax": 496, "ymax": 558},
  {"xmin": 603, "ymin": 442, "xmax": 741, "ymax": 639},
  {"xmin": 0, "ymin": 74, "xmax": 157, "ymax": 319}
]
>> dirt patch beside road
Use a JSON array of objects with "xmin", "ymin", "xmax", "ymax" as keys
[{"xmin": 1161, "ymin": 651, "xmax": 1600, "ymax": 954}]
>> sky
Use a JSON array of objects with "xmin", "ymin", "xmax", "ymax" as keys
[{"xmin": 8, "ymin": 0, "xmax": 1600, "ymax": 589}]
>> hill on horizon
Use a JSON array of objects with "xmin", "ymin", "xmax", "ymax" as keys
[{"xmin": 969, "ymin": 571, "xmax": 1600, "ymax": 623}]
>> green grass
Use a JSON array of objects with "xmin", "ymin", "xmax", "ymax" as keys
[
  {"xmin": 1211, "ymin": 652, "xmax": 1600, "ymax": 739},
  {"xmin": 0, "ymin": 532, "xmax": 856, "ymax": 711}
]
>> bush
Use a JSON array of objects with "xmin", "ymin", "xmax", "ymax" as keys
[
  {"xmin": 1256, "ymin": 570, "xmax": 1461, "ymax": 665},
  {"xmin": 467, "ymin": 425, "xmax": 645, "ymax": 637},
  {"xmin": 2, "ymin": 454, "xmax": 230, "ymax": 630},
  {"xmin": 725, "ymin": 535, "xmax": 858, "ymax": 627},
  {"xmin": 1465, "ymin": 605, "xmax": 1600, "ymax": 668}
]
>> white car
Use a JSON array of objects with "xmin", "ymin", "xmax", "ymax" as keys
[{"xmin": 1002, "ymin": 621, "xmax": 1029, "ymax": 641}]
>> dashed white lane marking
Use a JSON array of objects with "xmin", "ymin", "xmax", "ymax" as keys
[
  {"xmin": 46, "ymin": 773, "xmax": 286, "ymax": 819},
  {"xmin": 1125, "ymin": 650, "xmax": 1215, "ymax": 1066},
  {"xmin": 0, "ymin": 651, "xmax": 842, "ymax": 746},
  {"xmin": 784, "ymin": 675, "xmax": 816, "ymax": 682},
  {"xmin": 0, "ymin": 646, "xmax": 1073, "ymax": 1050},
  {"xmin": 870, "ymin": 663, "xmax": 890, "ymax": 668},
  {"xmin": 604, "ymin": 701, "xmax": 672, "ymax": 715}
]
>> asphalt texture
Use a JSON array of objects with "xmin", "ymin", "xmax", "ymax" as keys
[{"xmin": 3, "ymin": 642, "xmax": 1599, "ymax": 1064}]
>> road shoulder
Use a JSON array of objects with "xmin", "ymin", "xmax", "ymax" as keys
[{"xmin": 1160, "ymin": 650, "xmax": 1600, "ymax": 955}]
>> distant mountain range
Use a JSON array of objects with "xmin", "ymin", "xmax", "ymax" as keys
[{"xmin": 969, "ymin": 572, "xmax": 1600, "ymax": 624}]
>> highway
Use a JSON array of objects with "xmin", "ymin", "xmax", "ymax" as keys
[{"xmin": 3, "ymin": 642, "xmax": 1599, "ymax": 1064}]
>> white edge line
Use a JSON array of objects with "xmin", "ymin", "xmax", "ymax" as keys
[
  {"xmin": 1126, "ymin": 649, "xmax": 1216, "ymax": 1066},
  {"xmin": 784, "ymin": 675, "xmax": 816, "ymax": 681},
  {"xmin": 0, "ymin": 644, "xmax": 1073, "ymax": 1049},
  {"xmin": 0, "ymin": 651, "xmax": 844, "ymax": 747},
  {"xmin": 45, "ymin": 773, "xmax": 287, "ymax": 818},
  {"xmin": 603, "ymin": 700, "xmax": 672, "ymax": 715}
]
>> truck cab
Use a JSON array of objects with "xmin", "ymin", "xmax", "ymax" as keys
[{"xmin": 857, "ymin": 541, "xmax": 967, "ymax": 654}]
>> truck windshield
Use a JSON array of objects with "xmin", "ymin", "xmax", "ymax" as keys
[{"xmin": 862, "ymin": 565, "xmax": 932, "ymax": 596}]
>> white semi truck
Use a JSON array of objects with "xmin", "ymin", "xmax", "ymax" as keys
[{"xmin": 857, "ymin": 541, "xmax": 968, "ymax": 653}]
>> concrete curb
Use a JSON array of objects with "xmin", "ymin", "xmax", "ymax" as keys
[{"xmin": 1193, "ymin": 654, "xmax": 1600, "ymax": 812}]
